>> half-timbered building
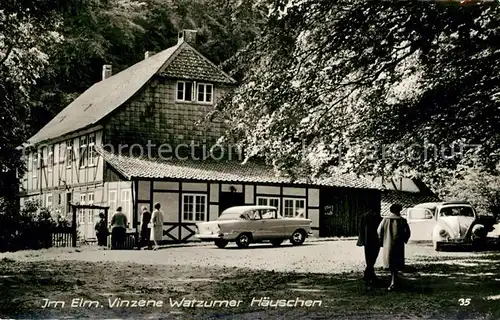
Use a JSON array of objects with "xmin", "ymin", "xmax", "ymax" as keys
[{"xmin": 20, "ymin": 29, "xmax": 382, "ymax": 242}]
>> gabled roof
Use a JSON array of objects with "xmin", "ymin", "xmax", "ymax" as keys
[
  {"xmin": 27, "ymin": 41, "xmax": 236, "ymax": 146},
  {"xmin": 372, "ymin": 176, "xmax": 422, "ymax": 193},
  {"xmin": 160, "ymin": 42, "xmax": 236, "ymax": 84},
  {"xmin": 98, "ymin": 148, "xmax": 381, "ymax": 190}
]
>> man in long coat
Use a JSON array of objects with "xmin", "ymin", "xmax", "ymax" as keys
[
  {"xmin": 377, "ymin": 203, "xmax": 411, "ymax": 291},
  {"xmin": 357, "ymin": 209, "xmax": 383, "ymax": 284},
  {"xmin": 140, "ymin": 206, "xmax": 152, "ymax": 250},
  {"xmin": 110, "ymin": 207, "xmax": 128, "ymax": 249}
]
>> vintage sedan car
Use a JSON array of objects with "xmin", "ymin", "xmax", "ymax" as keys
[
  {"xmin": 405, "ymin": 201, "xmax": 497, "ymax": 251},
  {"xmin": 194, "ymin": 205, "xmax": 313, "ymax": 248}
]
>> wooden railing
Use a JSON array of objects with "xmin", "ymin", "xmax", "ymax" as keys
[{"xmin": 50, "ymin": 226, "xmax": 74, "ymax": 247}]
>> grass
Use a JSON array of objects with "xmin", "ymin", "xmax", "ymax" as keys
[{"xmin": 0, "ymin": 253, "xmax": 499, "ymax": 319}]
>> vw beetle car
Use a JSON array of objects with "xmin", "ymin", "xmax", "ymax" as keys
[
  {"xmin": 195, "ymin": 205, "xmax": 313, "ymax": 248},
  {"xmin": 405, "ymin": 201, "xmax": 496, "ymax": 251}
]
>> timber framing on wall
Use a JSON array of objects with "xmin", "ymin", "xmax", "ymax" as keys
[{"xmin": 119, "ymin": 174, "xmax": 381, "ymax": 243}]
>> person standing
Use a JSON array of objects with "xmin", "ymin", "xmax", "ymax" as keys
[
  {"xmin": 151, "ymin": 202, "xmax": 164, "ymax": 251},
  {"xmin": 357, "ymin": 209, "xmax": 383, "ymax": 284},
  {"xmin": 377, "ymin": 203, "xmax": 411, "ymax": 291},
  {"xmin": 140, "ymin": 206, "xmax": 152, "ymax": 250},
  {"xmin": 94, "ymin": 212, "xmax": 108, "ymax": 246},
  {"xmin": 110, "ymin": 207, "xmax": 128, "ymax": 249}
]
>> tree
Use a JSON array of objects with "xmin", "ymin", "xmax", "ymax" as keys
[
  {"xmin": 216, "ymin": 0, "xmax": 500, "ymax": 187},
  {"xmin": 0, "ymin": 1, "xmax": 67, "ymax": 203},
  {"xmin": 439, "ymin": 164, "xmax": 500, "ymax": 218}
]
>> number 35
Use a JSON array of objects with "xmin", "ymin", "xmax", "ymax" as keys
[{"xmin": 459, "ymin": 298, "xmax": 471, "ymax": 306}]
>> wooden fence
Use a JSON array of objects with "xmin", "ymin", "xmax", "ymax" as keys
[{"xmin": 50, "ymin": 226, "xmax": 74, "ymax": 247}]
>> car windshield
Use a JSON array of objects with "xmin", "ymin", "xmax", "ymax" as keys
[
  {"xmin": 217, "ymin": 213, "xmax": 248, "ymax": 221},
  {"xmin": 439, "ymin": 206, "xmax": 475, "ymax": 218}
]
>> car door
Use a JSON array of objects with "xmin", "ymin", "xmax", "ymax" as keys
[
  {"xmin": 406, "ymin": 208, "xmax": 435, "ymax": 241},
  {"xmin": 260, "ymin": 210, "xmax": 285, "ymax": 239},
  {"xmin": 245, "ymin": 210, "xmax": 266, "ymax": 240}
]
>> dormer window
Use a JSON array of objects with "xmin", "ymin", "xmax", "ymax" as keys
[
  {"xmin": 197, "ymin": 83, "xmax": 213, "ymax": 103},
  {"xmin": 177, "ymin": 81, "xmax": 194, "ymax": 102},
  {"xmin": 176, "ymin": 81, "xmax": 214, "ymax": 104}
]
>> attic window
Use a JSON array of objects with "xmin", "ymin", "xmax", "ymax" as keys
[
  {"xmin": 176, "ymin": 81, "xmax": 194, "ymax": 102},
  {"xmin": 197, "ymin": 83, "xmax": 213, "ymax": 103}
]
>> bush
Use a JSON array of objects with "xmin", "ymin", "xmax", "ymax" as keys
[{"xmin": 0, "ymin": 198, "xmax": 58, "ymax": 252}]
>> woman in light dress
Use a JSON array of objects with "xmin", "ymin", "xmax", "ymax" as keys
[
  {"xmin": 377, "ymin": 203, "xmax": 411, "ymax": 291},
  {"xmin": 151, "ymin": 202, "xmax": 164, "ymax": 250}
]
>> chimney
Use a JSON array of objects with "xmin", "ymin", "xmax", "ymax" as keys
[
  {"xmin": 144, "ymin": 51, "xmax": 155, "ymax": 60},
  {"xmin": 178, "ymin": 29, "xmax": 197, "ymax": 46},
  {"xmin": 102, "ymin": 64, "xmax": 112, "ymax": 80}
]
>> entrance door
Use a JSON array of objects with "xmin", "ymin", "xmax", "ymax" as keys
[
  {"xmin": 219, "ymin": 192, "xmax": 245, "ymax": 215},
  {"xmin": 77, "ymin": 193, "xmax": 97, "ymax": 240},
  {"xmin": 85, "ymin": 193, "xmax": 96, "ymax": 239},
  {"xmin": 319, "ymin": 188, "xmax": 380, "ymax": 237}
]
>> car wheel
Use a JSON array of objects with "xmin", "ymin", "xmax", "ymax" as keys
[
  {"xmin": 472, "ymin": 238, "xmax": 485, "ymax": 252},
  {"xmin": 433, "ymin": 241, "xmax": 442, "ymax": 251},
  {"xmin": 214, "ymin": 239, "xmax": 228, "ymax": 249},
  {"xmin": 270, "ymin": 239, "xmax": 283, "ymax": 247},
  {"xmin": 236, "ymin": 233, "xmax": 251, "ymax": 248},
  {"xmin": 290, "ymin": 230, "xmax": 306, "ymax": 246}
]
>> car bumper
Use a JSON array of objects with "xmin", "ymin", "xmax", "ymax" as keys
[{"xmin": 437, "ymin": 235, "xmax": 500, "ymax": 244}]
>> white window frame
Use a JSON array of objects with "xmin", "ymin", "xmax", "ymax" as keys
[
  {"xmin": 40, "ymin": 147, "xmax": 47, "ymax": 168},
  {"xmin": 79, "ymin": 136, "xmax": 88, "ymax": 168},
  {"xmin": 87, "ymin": 193, "xmax": 94, "ymax": 223},
  {"xmin": 46, "ymin": 193, "xmax": 53, "ymax": 209},
  {"xmin": 121, "ymin": 189, "xmax": 131, "ymax": 224},
  {"xmin": 79, "ymin": 194, "xmax": 86, "ymax": 223},
  {"xmin": 88, "ymin": 133, "xmax": 96, "ymax": 167},
  {"xmin": 37, "ymin": 151, "xmax": 41, "ymax": 169},
  {"xmin": 182, "ymin": 193, "xmax": 207, "ymax": 222},
  {"xmin": 196, "ymin": 83, "xmax": 213, "ymax": 104},
  {"xmin": 48, "ymin": 145, "xmax": 54, "ymax": 172},
  {"xmin": 59, "ymin": 142, "xmax": 66, "ymax": 163},
  {"xmin": 283, "ymin": 198, "xmax": 306, "ymax": 218},
  {"xmin": 54, "ymin": 144, "xmax": 59, "ymax": 165},
  {"xmin": 31, "ymin": 153, "xmax": 37, "ymax": 179},
  {"xmin": 256, "ymin": 196, "xmax": 281, "ymax": 214},
  {"xmin": 176, "ymin": 81, "xmax": 195, "ymax": 102},
  {"xmin": 66, "ymin": 139, "xmax": 73, "ymax": 168},
  {"xmin": 108, "ymin": 190, "xmax": 117, "ymax": 213}
]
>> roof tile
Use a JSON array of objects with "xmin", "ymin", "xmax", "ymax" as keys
[
  {"xmin": 381, "ymin": 190, "xmax": 440, "ymax": 216},
  {"xmin": 161, "ymin": 45, "xmax": 235, "ymax": 84},
  {"xmin": 27, "ymin": 41, "xmax": 235, "ymax": 146},
  {"xmin": 98, "ymin": 147, "xmax": 381, "ymax": 190}
]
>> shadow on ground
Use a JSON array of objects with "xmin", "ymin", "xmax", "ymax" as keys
[{"xmin": 0, "ymin": 253, "xmax": 499, "ymax": 319}]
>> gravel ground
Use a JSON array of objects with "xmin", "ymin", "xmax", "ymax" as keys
[
  {"xmin": 1, "ymin": 240, "xmax": 500, "ymax": 319},
  {"xmin": 1, "ymin": 239, "xmax": 496, "ymax": 274}
]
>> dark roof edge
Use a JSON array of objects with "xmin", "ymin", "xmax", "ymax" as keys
[{"xmin": 25, "ymin": 124, "xmax": 104, "ymax": 148}]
